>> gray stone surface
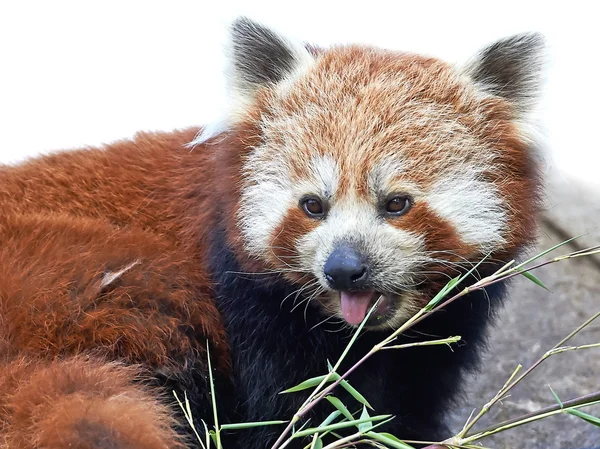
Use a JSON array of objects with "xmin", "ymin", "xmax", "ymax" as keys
[{"xmin": 447, "ymin": 174, "xmax": 600, "ymax": 449}]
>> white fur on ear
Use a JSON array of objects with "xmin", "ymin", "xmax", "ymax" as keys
[
  {"xmin": 190, "ymin": 17, "xmax": 314, "ymax": 146},
  {"xmin": 464, "ymin": 33, "xmax": 545, "ymax": 115}
]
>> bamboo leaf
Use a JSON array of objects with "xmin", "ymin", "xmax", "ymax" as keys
[
  {"xmin": 309, "ymin": 411, "xmax": 345, "ymax": 444},
  {"xmin": 445, "ymin": 275, "xmax": 462, "ymax": 291},
  {"xmin": 325, "ymin": 396, "xmax": 354, "ymax": 422},
  {"xmin": 339, "ymin": 379, "xmax": 374, "ymax": 410},
  {"xmin": 425, "ymin": 287, "xmax": 449, "ymax": 311},
  {"xmin": 425, "ymin": 254, "xmax": 488, "ymax": 310},
  {"xmin": 513, "ymin": 235, "xmax": 583, "ymax": 271},
  {"xmin": 357, "ymin": 405, "xmax": 372, "ymax": 432},
  {"xmin": 426, "ymin": 276, "xmax": 461, "ymax": 310},
  {"xmin": 545, "ymin": 384, "xmax": 600, "ymax": 427},
  {"xmin": 220, "ymin": 420, "xmax": 287, "ymax": 430},
  {"xmin": 521, "ymin": 271, "xmax": 549, "ymax": 290},
  {"xmin": 293, "ymin": 414, "xmax": 392, "ymax": 438},
  {"xmin": 320, "ymin": 410, "xmax": 342, "ymax": 427},
  {"xmin": 325, "ymin": 360, "xmax": 374, "ymax": 409},
  {"xmin": 280, "ymin": 375, "xmax": 337, "ymax": 394},
  {"xmin": 431, "ymin": 252, "xmax": 493, "ymax": 312},
  {"xmin": 310, "ymin": 434, "xmax": 323, "ymax": 449},
  {"xmin": 209, "ymin": 430, "xmax": 218, "ymax": 447},
  {"xmin": 548, "ymin": 385, "xmax": 563, "ymax": 408},
  {"xmin": 568, "ymin": 409, "xmax": 600, "ymax": 427},
  {"xmin": 184, "ymin": 392, "xmax": 197, "ymax": 438},
  {"xmin": 366, "ymin": 431, "xmax": 415, "ymax": 449}
]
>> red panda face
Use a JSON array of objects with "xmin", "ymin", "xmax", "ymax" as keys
[{"xmin": 204, "ymin": 18, "xmax": 543, "ymax": 329}]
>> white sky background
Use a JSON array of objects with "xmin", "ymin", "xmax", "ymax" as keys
[{"xmin": 0, "ymin": 1, "xmax": 598, "ymax": 187}]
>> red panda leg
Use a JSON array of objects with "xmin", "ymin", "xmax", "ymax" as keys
[{"xmin": 0, "ymin": 356, "xmax": 184, "ymax": 449}]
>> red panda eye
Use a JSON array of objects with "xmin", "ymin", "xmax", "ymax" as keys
[
  {"xmin": 300, "ymin": 197, "xmax": 325, "ymax": 218},
  {"xmin": 385, "ymin": 195, "xmax": 412, "ymax": 216}
]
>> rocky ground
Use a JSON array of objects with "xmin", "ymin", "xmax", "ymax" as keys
[{"xmin": 447, "ymin": 174, "xmax": 600, "ymax": 449}]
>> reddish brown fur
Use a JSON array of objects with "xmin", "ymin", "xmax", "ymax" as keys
[
  {"xmin": 271, "ymin": 208, "xmax": 320, "ymax": 274},
  {"xmin": 388, "ymin": 202, "xmax": 474, "ymax": 255},
  {"xmin": 0, "ymin": 128, "xmax": 232, "ymax": 447},
  {"xmin": 0, "ymin": 212, "xmax": 227, "ymax": 369},
  {"xmin": 209, "ymin": 119, "xmax": 268, "ymax": 273},
  {"xmin": 0, "ymin": 356, "xmax": 182, "ymax": 449}
]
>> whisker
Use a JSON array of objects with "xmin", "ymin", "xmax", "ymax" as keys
[
  {"xmin": 309, "ymin": 314, "xmax": 337, "ymax": 332},
  {"xmin": 303, "ymin": 286, "xmax": 325, "ymax": 322},
  {"xmin": 289, "ymin": 282, "xmax": 320, "ymax": 313},
  {"xmin": 282, "ymin": 280, "xmax": 320, "ymax": 309}
]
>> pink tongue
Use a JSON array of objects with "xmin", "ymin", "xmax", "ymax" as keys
[{"xmin": 340, "ymin": 291, "xmax": 375, "ymax": 325}]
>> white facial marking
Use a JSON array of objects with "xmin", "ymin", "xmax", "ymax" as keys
[
  {"xmin": 239, "ymin": 154, "xmax": 336, "ymax": 258},
  {"xmin": 239, "ymin": 154, "xmax": 294, "ymax": 257},
  {"xmin": 427, "ymin": 171, "xmax": 507, "ymax": 252},
  {"xmin": 368, "ymin": 156, "xmax": 405, "ymax": 194},
  {"xmin": 295, "ymin": 155, "xmax": 338, "ymax": 198}
]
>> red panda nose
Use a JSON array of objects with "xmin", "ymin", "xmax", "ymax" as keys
[{"xmin": 323, "ymin": 245, "xmax": 369, "ymax": 290}]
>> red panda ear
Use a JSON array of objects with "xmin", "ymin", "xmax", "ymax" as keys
[
  {"xmin": 464, "ymin": 33, "xmax": 545, "ymax": 114},
  {"xmin": 228, "ymin": 17, "xmax": 314, "ymax": 100},
  {"xmin": 191, "ymin": 18, "xmax": 314, "ymax": 146},
  {"xmin": 190, "ymin": 18, "xmax": 315, "ymax": 146}
]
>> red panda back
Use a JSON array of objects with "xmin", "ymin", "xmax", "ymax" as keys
[{"xmin": 0, "ymin": 128, "xmax": 201, "ymax": 238}]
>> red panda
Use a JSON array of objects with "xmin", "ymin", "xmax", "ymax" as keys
[{"xmin": 0, "ymin": 17, "xmax": 543, "ymax": 449}]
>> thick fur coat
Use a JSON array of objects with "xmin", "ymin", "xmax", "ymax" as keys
[{"xmin": 0, "ymin": 18, "xmax": 543, "ymax": 449}]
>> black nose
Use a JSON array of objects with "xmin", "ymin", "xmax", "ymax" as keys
[{"xmin": 323, "ymin": 245, "xmax": 369, "ymax": 290}]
